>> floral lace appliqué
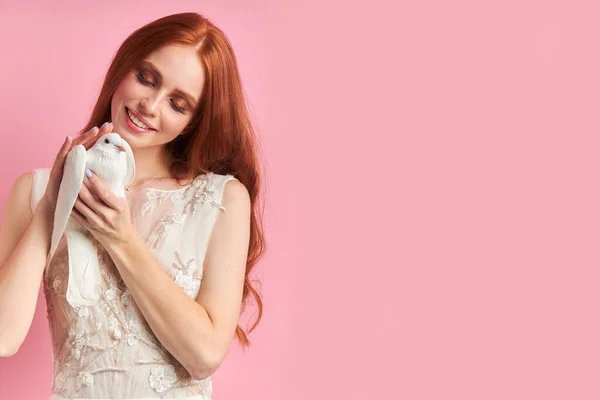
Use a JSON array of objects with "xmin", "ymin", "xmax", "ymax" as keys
[
  {"xmin": 140, "ymin": 174, "xmax": 209, "ymax": 217},
  {"xmin": 149, "ymin": 364, "xmax": 178, "ymax": 394},
  {"xmin": 172, "ymin": 250, "xmax": 203, "ymax": 297},
  {"xmin": 147, "ymin": 213, "xmax": 184, "ymax": 249},
  {"xmin": 141, "ymin": 190, "xmax": 172, "ymax": 218},
  {"xmin": 182, "ymin": 175, "xmax": 227, "ymax": 216}
]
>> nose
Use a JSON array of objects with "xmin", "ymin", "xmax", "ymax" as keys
[{"xmin": 140, "ymin": 95, "xmax": 162, "ymax": 116}]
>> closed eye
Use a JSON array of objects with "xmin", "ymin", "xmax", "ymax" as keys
[
  {"xmin": 170, "ymin": 100, "xmax": 185, "ymax": 114},
  {"xmin": 136, "ymin": 72, "xmax": 153, "ymax": 87},
  {"xmin": 136, "ymin": 72, "xmax": 187, "ymax": 114}
]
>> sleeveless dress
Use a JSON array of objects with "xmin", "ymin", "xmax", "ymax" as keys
[{"xmin": 30, "ymin": 167, "xmax": 238, "ymax": 400}]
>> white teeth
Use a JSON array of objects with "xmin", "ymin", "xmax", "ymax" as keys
[{"xmin": 127, "ymin": 109, "xmax": 150, "ymax": 130}]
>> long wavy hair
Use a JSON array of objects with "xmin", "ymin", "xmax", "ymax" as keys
[{"xmin": 79, "ymin": 12, "xmax": 265, "ymax": 350}]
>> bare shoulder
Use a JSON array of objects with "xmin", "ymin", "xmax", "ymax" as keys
[
  {"xmin": 8, "ymin": 172, "xmax": 34, "ymax": 221},
  {"xmin": 221, "ymin": 178, "xmax": 250, "ymax": 207},
  {"xmin": 14, "ymin": 171, "xmax": 34, "ymax": 188}
]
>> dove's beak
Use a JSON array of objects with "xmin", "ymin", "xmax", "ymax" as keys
[{"xmin": 115, "ymin": 145, "xmax": 126, "ymax": 152}]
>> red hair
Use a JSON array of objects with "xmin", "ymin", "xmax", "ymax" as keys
[{"xmin": 79, "ymin": 12, "xmax": 265, "ymax": 350}]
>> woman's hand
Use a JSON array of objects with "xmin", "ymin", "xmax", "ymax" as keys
[
  {"xmin": 38, "ymin": 123, "xmax": 113, "ymax": 219},
  {"xmin": 69, "ymin": 169, "xmax": 136, "ymax": 248}
]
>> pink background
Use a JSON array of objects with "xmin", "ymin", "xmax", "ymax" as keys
[{"xmin": 1, "ymin": 0, "xmax": 600, "ymax": 399}]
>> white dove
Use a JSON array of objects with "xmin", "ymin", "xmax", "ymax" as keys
[{"xmin": 46, "ymin": 132, "xmax": 136, "ymax": 308}]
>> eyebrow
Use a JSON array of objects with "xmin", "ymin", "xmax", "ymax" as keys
[{"xmin": 140, "ymin": 61, "xmax": 199, "ymax": 107}]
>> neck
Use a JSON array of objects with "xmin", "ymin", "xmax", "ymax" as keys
[{"xmin": 130, "ymin": 146, "xmax": 172, "ymax": 182}]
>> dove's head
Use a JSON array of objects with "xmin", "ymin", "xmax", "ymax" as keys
[
  {"xmin": 90, "ymin": 132, "xmax": 136, "ymax": 188},
  {"xmin": 94, "ymin": 132, "xmax": 128, "ymax": 153}
]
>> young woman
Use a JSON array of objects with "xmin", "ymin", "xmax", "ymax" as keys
[{"xmin": 0, "ymin": 12, "xmax": 265, "ymax": 399}]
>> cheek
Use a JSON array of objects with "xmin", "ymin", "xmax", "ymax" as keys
[
  {"xmin": 115, "ymin": 73, "xmax": 146, "ymax": 100},
  {"xmin": 111, "ymin": 77, "xmax": 140, "ymax": 118},
  {"xmin": 114, "ymin": 79, "xmax": 136, "ymax": 101},
  {"xmin": 161, "ymin": 115, "xmax": 185, "ymax": 134},
  {"xmin": 111, "ymin": 83, "xmax": 127, "ymax": 112}
]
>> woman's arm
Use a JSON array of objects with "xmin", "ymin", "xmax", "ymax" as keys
[
  {"xmin": 102, "ymin": 179, "xmax": 251, "ymax": 379},
  {"xmin": 0, "ymin": 172, "xmax": 53, "ymax": 357}
]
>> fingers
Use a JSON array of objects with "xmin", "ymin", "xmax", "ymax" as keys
[
  {"xmin": 78, "ymin": 184, "xmax": 111, "ymax": 216},
  {"xmin": 50, "ymin": 136, "xmax": 73, "ymax": 176},
  {"xmin": 75, "ymin": 122, "xmax": 113, "ymax": 150},
  {"xmin": 72, "ymin": 126, "xmax": 99, "ymax": 149},
  {"xmin": 54, "ymin": 136, "xmax": 71, "ymax": 166},
  {"xmin": 84, "ymin": 170, "xmax": 123, "ymax": 212}
]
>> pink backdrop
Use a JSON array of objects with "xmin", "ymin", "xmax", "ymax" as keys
[{"xmin": 2, "ymin": 0, "xmax": 600, "ymax": 399}]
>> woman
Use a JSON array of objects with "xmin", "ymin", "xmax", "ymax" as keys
[{"xmin": 0, "ymin": 12, "xmax": 265, "ymax": 399}]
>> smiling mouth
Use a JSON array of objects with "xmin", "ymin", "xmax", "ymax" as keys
[{"xmin": 125, "ymin": 107, "xmax": 155, "ymax": 131}]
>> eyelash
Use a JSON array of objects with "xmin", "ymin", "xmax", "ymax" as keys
[{"xmin": 135, "ymin": 72, "xmax": 186, "ymax": 114}]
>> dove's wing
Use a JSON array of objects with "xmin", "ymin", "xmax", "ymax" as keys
[
  {"xmin": 65, "ymin": 230, "xmax": 103, "ymax": 307},
  {"xmin": 48, "ymin": 143, "xmax": 103, "ymax": 307},
  {"xmin": 48, "ymin": 144, "xmax": 86, "ymax": 263}
]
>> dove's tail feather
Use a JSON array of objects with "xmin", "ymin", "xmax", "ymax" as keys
[
  {"xmin": 47, "ymin": 218, "xmax": 85, "ymax": 271},
  {"xmin": 65, "ymin": 230, "xmax": 103, "ymax": 307}
]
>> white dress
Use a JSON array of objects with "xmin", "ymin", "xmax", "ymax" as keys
[{"xmin": 30, "ymin": 167, "xmax": 238, "ymax": 399}]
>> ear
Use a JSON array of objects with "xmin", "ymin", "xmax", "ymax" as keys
[{"xmin": 120, "ymin": 139, "xmax": 136, "ymax": 187}]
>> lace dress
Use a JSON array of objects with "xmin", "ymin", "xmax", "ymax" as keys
[{"xmin": 30, "ymin": 167, "xmax": 238, "ymax": 400}]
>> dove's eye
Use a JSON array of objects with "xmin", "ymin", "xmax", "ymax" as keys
[{"xmin": 104, "ymin": 139, "xmax": 109, "ymax": 144}]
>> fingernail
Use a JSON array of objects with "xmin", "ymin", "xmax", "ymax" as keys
[
  {"xmin": 91, "ymin": 126, "xmax": 98, "ymax": 132},
  {"xmin": 85, "ymin": 169, "xmax": 92, "ymax": 178},
  {"xmin": 101, "ymin": 122, "xmax": 109, "ymax": 128},
  {"xmin": 65, "ymin": 136, "xmax": 70, "ymax": 142}
]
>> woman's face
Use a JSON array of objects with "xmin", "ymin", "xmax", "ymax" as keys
[{"xmin": 110, "ymin": 44, "xmax": 205, "ymax": 150}]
